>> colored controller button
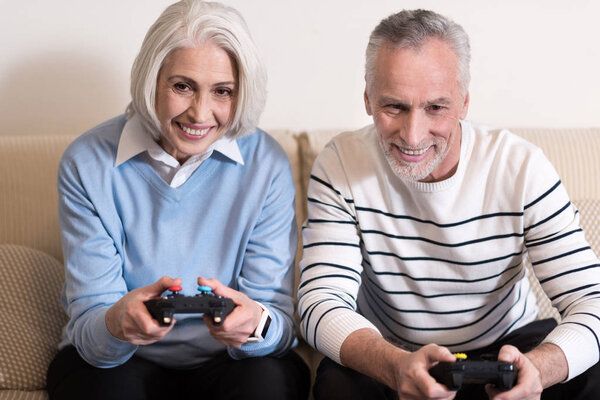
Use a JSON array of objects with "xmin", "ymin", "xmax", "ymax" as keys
[
  {"xmin": 198, "ymin": 285, "xmax": 213, "ymax": 292},
  {"xmin": 454, "ymin": 353, "xmax": 467, "ymax": 360},
  {"xmin": 168, "ymin": 285, "xmax": 183, "ymax": 292}
]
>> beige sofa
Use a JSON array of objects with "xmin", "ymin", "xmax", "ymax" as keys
[{"xmin": 1, "ymin": 126, "xmax": 599, "ymax": 399}]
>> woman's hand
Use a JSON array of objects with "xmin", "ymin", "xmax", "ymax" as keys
[
  {"xmin": 198, "ymin": 277, "xmax": 263, "ymax": 348},
  {"xmin": 105, "ymin": 276, "xmax": 182, "ymax": 345}
]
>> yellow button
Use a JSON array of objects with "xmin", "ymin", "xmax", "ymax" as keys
[{"xmin": 453, "ymin": 353, "xmax": 467, "ymax": 360}]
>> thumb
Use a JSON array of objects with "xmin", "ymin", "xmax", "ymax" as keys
[
  {"xmin": 498, "ymin": 344, "xmax": 520, "ymax": 364},
  {"xmin": 197, "ymin": 277, "xmax": 237, "ymax": 300},
  {"xmin": 144, "ymin": 276, "xmax": 182, "ymax": 298}
]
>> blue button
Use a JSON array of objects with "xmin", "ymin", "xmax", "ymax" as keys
[{"xmin": 197, "ymin": 285, "xmax": 213, "ymax": 293}]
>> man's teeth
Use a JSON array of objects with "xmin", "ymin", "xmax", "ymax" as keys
[
  {"xmin": 400, "ymin": 147, "xmax": 428, "ymax": 155},
  {"xmin": 179, "ymin": 123, "xmax": 209, "ymax": 136}
]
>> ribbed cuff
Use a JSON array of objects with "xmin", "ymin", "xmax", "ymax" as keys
[
  {"xmin": 543, "ymin": 324, "xmax": 597, "ymax": 381},
  {"xmin": 317, "ymin": 310, "xmax": 380, "ymax": 364}
]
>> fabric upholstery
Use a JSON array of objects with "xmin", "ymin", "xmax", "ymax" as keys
[
  {"xmin": 0, "ymin": 136, "xmax": 75, "ymax": 263},
  {"xmin": 0, "ymin": 245, "xmax": 67, "ymax": 391}
]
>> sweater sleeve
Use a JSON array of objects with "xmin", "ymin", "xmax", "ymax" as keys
[
  {"xmin": 523, "ymin": 150, "xmax": 600, "ymax": 380},
  {"xmin": 228, "ymin": 143, "xmax": 299, "ymax": 359},
  {"xmin": 58, "ymin": 155, "xmax": 137, "ymax": 368},
  {"xmin": 298, "ymin": 143, "xmax": 380, "ymax": 364}
]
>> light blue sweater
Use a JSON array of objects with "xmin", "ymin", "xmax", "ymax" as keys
[{"xmin": 58, "ymin": 115, "xmax": 298, "ymax": 368}]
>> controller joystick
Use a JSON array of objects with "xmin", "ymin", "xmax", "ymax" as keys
[
  {"xmin": 144, "ymin": 283, "xmax": 235, "ymax": 326},
  {"xmin": 429, "ymin": 354, "xmax": 517, "ymax": 391}
]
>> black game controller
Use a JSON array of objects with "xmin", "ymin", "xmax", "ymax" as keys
[
  {"xmin": 144, "ymin": 285, "xmax": 235, "ymax": 326},
  {"xmin": 429, "ymin": 355, "xmax": 517, "ymax": 391}
]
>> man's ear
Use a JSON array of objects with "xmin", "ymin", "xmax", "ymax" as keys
[
  {"xmin": 460, "ymin": 91, "xmax": 470, "ymax": 120},
  {"xmin": 364, "ymin": 88, "xmax": 373, "ymax": 116}
]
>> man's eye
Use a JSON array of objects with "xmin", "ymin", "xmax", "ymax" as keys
[{"xmin": 427, "ymin": 105, "xmax": 444, "ymax": 112}]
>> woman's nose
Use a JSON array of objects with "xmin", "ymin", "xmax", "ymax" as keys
[{"xmin": 187, "ymin": 93, "xmax": 212, "ymax": 122}]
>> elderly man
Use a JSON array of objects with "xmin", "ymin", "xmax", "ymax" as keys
[{"xmin": 298, "ymin": 9, "xmax": 600, "ymax": 400}]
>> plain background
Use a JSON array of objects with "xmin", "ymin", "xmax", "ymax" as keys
[{"xmin": 1, "ymin": 0, "xmax": 599, "ymax": 137}]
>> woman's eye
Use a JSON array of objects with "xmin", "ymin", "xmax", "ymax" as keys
[
  {"xmin": 215, "ymin": 88, "xmax": 233, "ymax": 97},
  {"xmin": 173, "ymin": 82, "xmax": 191, "ymax": 92}
]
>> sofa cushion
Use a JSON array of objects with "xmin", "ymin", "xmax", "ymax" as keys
[{"xmin": 0, "ymin": 245, "xmax": 66, "ymax": 390}]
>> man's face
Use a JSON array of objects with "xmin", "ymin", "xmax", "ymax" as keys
[{"xmin": 365, "ymin": 39, "xmax": 469, "ymax": 182}]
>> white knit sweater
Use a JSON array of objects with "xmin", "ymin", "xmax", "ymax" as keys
[{"xmin": 298, "ymin": 121, "xmax": 600, "ymax": 380}]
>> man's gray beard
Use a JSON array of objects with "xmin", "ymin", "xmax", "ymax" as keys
[{"xmin": 377, "ymin": 132, "xmax": 442, "ymax": 182}]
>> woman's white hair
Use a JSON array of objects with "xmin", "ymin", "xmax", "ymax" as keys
[
  {"xmin": 365, "ymin": 9, "xmax": 471, "ymax": 97},
  {"xmin": 128, "ymin": 0, "xmax": 267, "ymax": 140}
]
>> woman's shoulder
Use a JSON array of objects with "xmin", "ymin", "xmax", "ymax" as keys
[
  {"xmin": 236, "ymin": 127, "xmax": 290, "ymax": 165},
  {"xmin": 61, "ymin": 115, "xmax": 127, "ymax": 165}
]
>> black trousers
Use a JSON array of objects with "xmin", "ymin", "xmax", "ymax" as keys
[
  {"xmin": 313, "ymin": 319, "xmax": 600, "ymax": 400},
  {"xmin": 47, "ymin": 345, "xmax": 310, "ymax": 400}
]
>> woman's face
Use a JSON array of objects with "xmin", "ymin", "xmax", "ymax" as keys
[{"xmin": 155, "ymin": 43, "xmax": 237, "ymax": 164}]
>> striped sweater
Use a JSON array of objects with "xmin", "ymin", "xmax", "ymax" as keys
[{"xmin": 298, "ymin": 121, "xmax": 600, "ymax": 381}]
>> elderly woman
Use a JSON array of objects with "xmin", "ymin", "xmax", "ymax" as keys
[{"xmin": 46, "ymin": 1, "xmax": 309, "ymax": 399}]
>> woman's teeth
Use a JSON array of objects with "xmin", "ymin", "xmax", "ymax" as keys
[{"xmin": 179, "ymin": 123, "xmax": 209, "ymax": 137}]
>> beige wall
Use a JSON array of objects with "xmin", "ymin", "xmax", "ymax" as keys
[{"xmin": 1, "ymin": 0, "xmax": 598, "ymax": 138}]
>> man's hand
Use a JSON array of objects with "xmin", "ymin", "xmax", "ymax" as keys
[
  {"xmin": 197, "ymin": 277, "xmax": 263, "ymax": 348},
  {"xmin": 105, "ymin": 276, "xmax": 181, "ymax": 345},
  {"xmin": 394, "ymin": 344, "xmax": 459, "ymax": 399},
  {"xmin": 340, "ymin": 328, "xmax": 457, "ymax": 399},
  {"xmin": 485, "ymin": 343, "xmax": 567, "ymax": 400}
]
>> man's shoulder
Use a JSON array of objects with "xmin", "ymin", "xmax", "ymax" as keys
[{"xmin": 467, "ymin": 121, "xmax": 543, "ymax": 160}]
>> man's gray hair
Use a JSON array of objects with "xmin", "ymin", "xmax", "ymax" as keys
[
  {"xmin": 365, "ymin": 9, "xmax": 471, "ymax": 96},
  {"xmin": 128, "ymin": 0, "xmax": 267, "ymax": 140}
]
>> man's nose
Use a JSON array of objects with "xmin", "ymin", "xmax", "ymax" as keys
[{"xmin": 400, "ymin": 111, "xmax": 425, "ymax": 147}]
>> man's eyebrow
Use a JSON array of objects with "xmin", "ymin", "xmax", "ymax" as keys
[{"xmin": 423, "ymin": 97, "xmax": 452, "ymax": 107}]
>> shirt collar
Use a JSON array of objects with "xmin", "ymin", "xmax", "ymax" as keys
[{"xmin": 115, "ymin": 114, "xmax": 245, "ymax": 167}]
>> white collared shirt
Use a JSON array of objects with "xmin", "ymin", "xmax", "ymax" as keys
[{"xmin": 115, "ymin": 115, "xmax": 244, "ymax": 188}]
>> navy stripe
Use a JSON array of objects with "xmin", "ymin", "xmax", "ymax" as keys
[
  {"xmin": 524, "ymin": 180, "xmax": 561, "ymax": 210},
  {"xmin": 307, "ymin": 219, "xmax": 357, "ymax": 225},
  {"xmin": 361, "ymin": 229, "xmax": 524, "ymax": 248},
  {"xmin": 538, "ymin": 264, "xmax": 600, "ymax": 284},
  {"xmin": 524, "ymin": 202, "xmax": 571, "ymax": 232},
  {"xmin": 304, "ymin": 241, "xmax": 360, "ymax": 249},
  {"xmin": 525, "ymin": 228, "xmax": 582, "ymax": 248},
  {"xmin": 549, "ymin": 284, "xmax": 599, "ymax": 301},
  {"xmin": 366, "ymin": 249, "xmax": 524, "ymax": 267},
  {"xmin": 532, "ymin": 246, "xmax": 592, "ymax": 266},
  {"xmin": 298, "ymin": 273, "xmax": 360, "ymax": 290}
]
